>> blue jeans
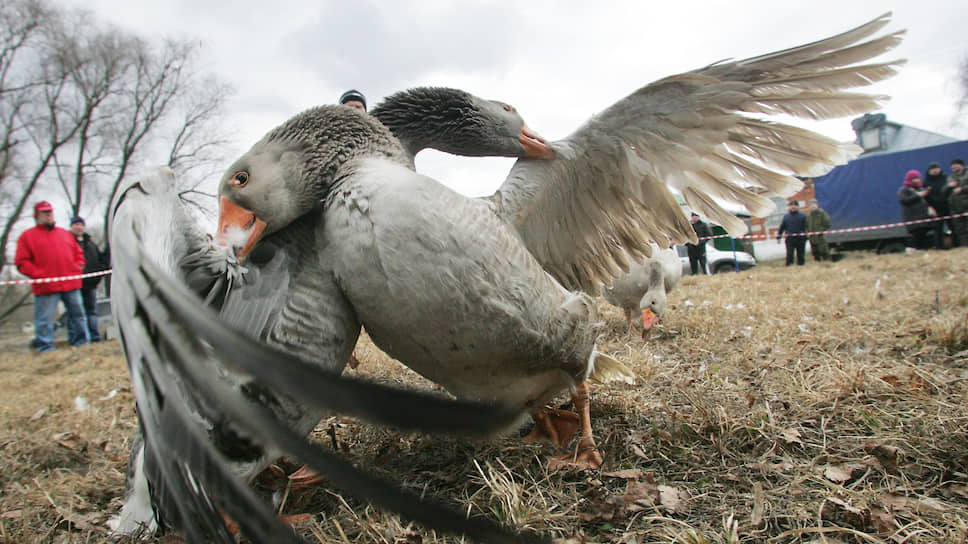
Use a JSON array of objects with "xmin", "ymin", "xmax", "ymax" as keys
[
  {"xmin": 80, "ymin": 288, "xmax": 100, "ymax": 341},
  {"xmin": 34, "ymin": 290, "xmax": 88, "ymax": 352}
]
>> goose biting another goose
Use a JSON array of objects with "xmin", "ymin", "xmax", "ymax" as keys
[
  {"xmin": 218, "ymin": 14, "xmax": 904, "ymax": 470},
  {"xmin": 218, "ymin": 107, "xmax": 633, "ymax": 470}
]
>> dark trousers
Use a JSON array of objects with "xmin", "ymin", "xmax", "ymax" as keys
[
  {"xmin": 686, "ymin": 243, "xmax": 707, "ymax": 275},
  {"xmin": 908, "ymin": 227, "xmax": 936, "ymax": 250},
  {"xmin": 80, "ymin": 287, "xmax": 100, "ymax": 341},
  {"xmin": 785, "ymin": 236, "xmax": 806, "ymax": 266}
]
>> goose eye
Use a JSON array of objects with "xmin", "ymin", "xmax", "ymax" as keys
[
  {"xmin": 232, "ymin": 171, "xmax": 249, "ymax": 187},
  {"xmin": 502, "ymin": 104, "xmax": 514, "ymax": 112}
]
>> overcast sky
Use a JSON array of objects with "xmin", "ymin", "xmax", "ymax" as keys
[{"xmin": 55, "ymin": 0, "xmax": 968, "ymax": 197}]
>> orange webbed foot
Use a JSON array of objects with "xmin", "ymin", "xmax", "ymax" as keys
[{"xmin": 523, "ymin": 407, "xmax": 580, "ymax": 448}]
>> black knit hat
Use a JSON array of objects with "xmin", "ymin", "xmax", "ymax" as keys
[
  {"xmin": 927, "ymin": 162, "xmax": 941, "ymax": 170},
  {"xmin": 952, "ymin": 158, "xmax": 965, "ymax": 167},
  {"xmin": 70, "ymin": 216, "xmax": 85, "ymax": 225},
  {"xmin": 338, "ymin": 89, "xmax": 366, "ymax": 110}
]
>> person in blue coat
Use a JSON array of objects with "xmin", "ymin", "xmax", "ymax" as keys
[{"xmin": 777, "ymin": 200, "xmax": 808, "ymax": 266}]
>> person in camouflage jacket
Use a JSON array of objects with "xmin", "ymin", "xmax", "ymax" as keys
[{"xmin": 805, "ymin": 199, "xmax": 832, "ymax": 261}]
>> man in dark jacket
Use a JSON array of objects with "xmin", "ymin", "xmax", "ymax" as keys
[
  {"xmin": 945, "ymin": 158, "xmax": 968, "ymax": 246},
  {"xmin": 777, "ymin": 200, "xmax": 807, "ymax": 266},
  {"xmin": 923, "ymin": 162, "xmax": 954, "ymax": 248},
  {"xmin": 686, "ymin": 212, "xmax": 712, "ymax": 275},
  {"xmin": 15, "ymin": 201, "xmax": 88, "ymax": 352},
  {"xmin": 70, "ymin": 216, "xmax": 107, "ymax": 342}
]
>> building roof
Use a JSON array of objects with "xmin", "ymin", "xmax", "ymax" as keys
[{"xmin": 851, "ymin": 113, "xmax": 958, "ymax": 156}]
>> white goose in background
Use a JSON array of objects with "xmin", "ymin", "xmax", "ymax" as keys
[
  {"xmin": 216, "ymin": 13, "xmax": 904, "ymax": 473},
  {"xmin": 602, "ymin": 243, "xmax": 683, "ymax": 336}
]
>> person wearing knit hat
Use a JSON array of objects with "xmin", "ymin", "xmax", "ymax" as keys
[
  {"xmin": 15, "ymin": 200, "xmax": 89, "ymax": 352},
  {"xmin": 338, "ymin": 89, "xmax": 366, "ymax": 112},
  {"xmin": 777, "ymin": 200, "xmax": 808, "ymax": 266},
  {"xmin": 69, "ymin": 215, "xmax": 109, "ymax": 342},
  {"xmin": 923, "ymin": 161, "xmax": 954, "ymax": 248},
  {"xmin": 898, "ymin": 170, "xmax": 938, "ymax": 250},
  {"xmin": 945, "ymin": 158, "xmax": 968, "ymax": 246}
]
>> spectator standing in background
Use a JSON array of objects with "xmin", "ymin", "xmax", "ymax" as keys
[
  {"xmin": 805, "ymin": 199, "xmax": 832, "ymax": 261},
  {"xmin": 70, "ymin": 216, "xmax": 108, "ymax": 342},
  {"xmin": 922, "ymin": 162, "xmax": 955, "ymax": 248},
  {"xmin": 777, "ymin": 200, "xmax": 808, "ymax": 266},
  {"xmin": 15, "ymin": 201, "xmax": 88, "ymax": 352},
  {"xmin": 686, "ymin": 212, "xmax": 712, "ymax": 275},
  {"xmin": 897, "ymin": 170, "xmax": 937, "ymax": 250},
  {"xmin": 945, "ymin": 158, "xmax": 968, "ymax": 246}
]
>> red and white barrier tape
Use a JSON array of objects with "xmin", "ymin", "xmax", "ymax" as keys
[
  {"xmin": 699, "ymin": 211, "xmax": 968, "ymax": 242},
  {"xmin": 2, "ymin": 212, "xmax": 965, "ymax": 286},
  {"xmin": 0, "ymin": 269, "xmax": 112, "ymax": 286}
]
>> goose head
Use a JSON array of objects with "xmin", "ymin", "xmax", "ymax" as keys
[
  {"xmin": 638, "ymin": 286, "xmax": 666, "ymax": 337},
  {"xmin": 638, "ymin": 260, "xmax": 668, "ymax": 336},
  {"xmin": 371, "ymin": 86, "xmax": 554, "ymax": 161},
  {"xmin": 216, "ymin": 105, "xmax": 406, "ymax": 259}
]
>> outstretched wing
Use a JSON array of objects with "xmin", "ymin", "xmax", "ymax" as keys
[
  {"xmin": 488, "ymin": 13, "xmax": 903, "ymax": 291},
  {"xmin": 109, "ymin": 167, "xmax": 544, "ymax": 544}
]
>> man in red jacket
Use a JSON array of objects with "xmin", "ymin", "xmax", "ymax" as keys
[{"xmin": 15, "ymin": 201, "xmax": 89, "ymax": 352}]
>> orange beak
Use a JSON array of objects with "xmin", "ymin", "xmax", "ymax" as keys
[
  {"xmin": 217, "ymin": 196, "xmax": 267, "ymax": 260},
  {"xmin": 641, "ymin": 308, "xmax": 658, "ymax": 331},
  {"xmin": 519, "ymin": 124, "xmax": 555, "ymax": 159}
]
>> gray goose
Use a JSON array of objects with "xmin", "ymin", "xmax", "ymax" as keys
[
  {"xmin": 602, "ymin": 243, "xmax": 683, "ymax": 335},
  {"xmin": 107, "ymin": 168, "xmax": 541, "ymax": 544},
  {"xmin": 109, "ymin": 87, "xmax": 559, "ymax": 540},
  {"xmin": 370, "ymin": 86, "xmax": 554, "ymax": 163},
  {"xmin": 217, "ymin": 13, "xmax": 903, "ymax": 470},
  {"xmin": 212, "ymin": 86, "xmax": 557, "ymax": 487}
]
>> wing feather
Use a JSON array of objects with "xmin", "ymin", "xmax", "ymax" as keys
[{"xmin": 488, "ymin": 13, "xmax": 902, "ymax": 291}]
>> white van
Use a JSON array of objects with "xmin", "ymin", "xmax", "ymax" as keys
[{"xmin": 675, "ymin": 243, "xmax": 756, "ymax": 275}]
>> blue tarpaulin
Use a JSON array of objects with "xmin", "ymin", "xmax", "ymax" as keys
[{"xmin": 814, "ymin": 140, "xmax": 968, "ymax": 231}]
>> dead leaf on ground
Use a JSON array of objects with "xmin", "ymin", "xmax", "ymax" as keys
[
  {"xmin": 821, "ymin": 496, "xmax": 870, "ymax": 529},
  {"xmin": 602, "ymin": 469, "xmax": 643, "ymax": 480},
  {"xmin": 29, "ymin": 407, "xmax": 47, "ymax": 421},
  {"xmin": 622, "ymin": 478, "xmax": 686, "ymax": 514},
  {"xmin": 879, "ymin": 492, "xmax": 948, "ymax": 516},
  {"xmin": 779, "ymin": 428, "xmax": 803, "ymax": 446},
  {"xmin": 944, "ymin": 484, "xmax": 968, "ymax": 500},
  {"xmin": 0, "ymin": 510, "xmax": 22, "ymax": 519},
  {"xmin": 869, "ymin": 505, "xmax": 896, "ymax": 534},
  {"xmin": 823, "ymin": 463, "xmax": 866, "ymax": 483},
  {"xmin": 864, "ymin": 442, "xmax": 902, "ymax": 473},
  {"xmin": 51, "ymin": 431, "xmax": 84, "ymax": 450},
  {"xmin": 752, "ymin": 460, "xmax": 794, "ymax": 474}
]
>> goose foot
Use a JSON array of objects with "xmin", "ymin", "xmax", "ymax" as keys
[
  {"xmin": 547, "ymin": 438, "xmax": 603, "ymax": 471},
  {"xmin": 287, "ymin": 464, "xmax": 326, "ymax": 489},
  {"xmin": 547, "ymin": 381, "xmax": 603, "ymax": 471},
  {"xmin": 223, "ymin": 512, "xmax": 313, "ymax": 534},
  {"xmin": 523, "ymin": 406, "xmax": 580, "ymax": 448}
]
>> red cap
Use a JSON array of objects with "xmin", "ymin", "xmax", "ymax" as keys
[{"xmin": 34, "ymin": 201, "xmax": 53, "ymax": 213}]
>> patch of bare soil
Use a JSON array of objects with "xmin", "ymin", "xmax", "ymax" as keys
[{"xmin": 1, "ymin": 249, "xmax": 967, "ymax": 543}]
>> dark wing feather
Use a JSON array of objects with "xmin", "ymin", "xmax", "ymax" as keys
[{"xmin": 488, "ymin": 13, "xmax": 903, "ymax": 292}]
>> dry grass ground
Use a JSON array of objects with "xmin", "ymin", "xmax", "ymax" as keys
[{"xmin": 1, "ymin": 249, "xmax": 967, "ymax": 544}]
